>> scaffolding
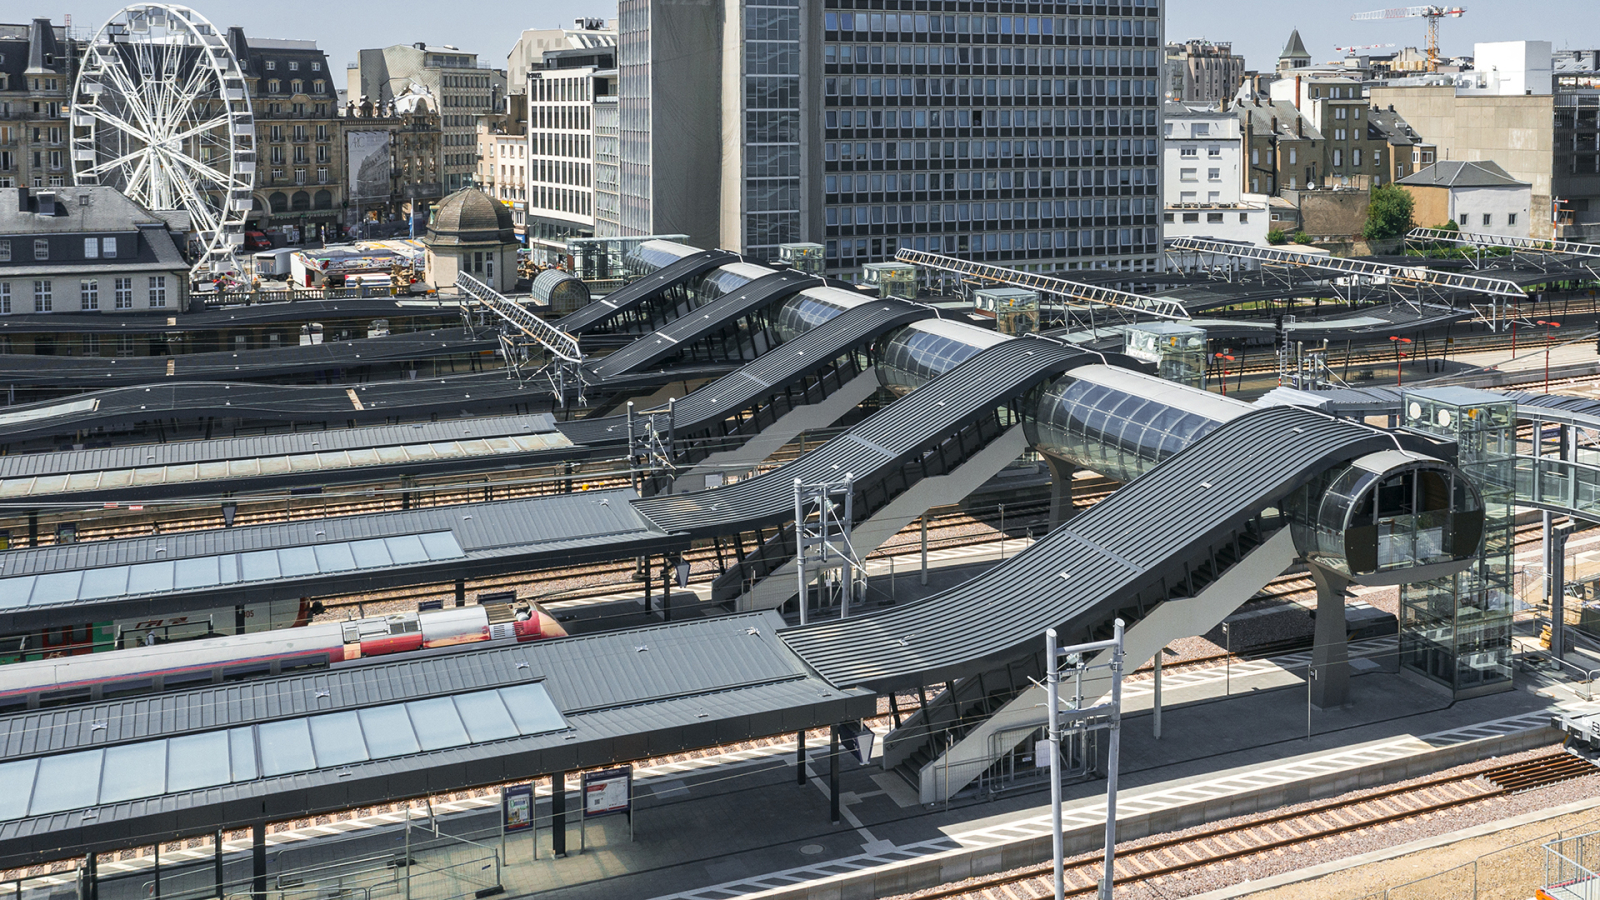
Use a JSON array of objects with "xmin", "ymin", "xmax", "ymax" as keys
[{"xmin": 457, "ymin": 273, "xmax": 587, "ymax": 408}]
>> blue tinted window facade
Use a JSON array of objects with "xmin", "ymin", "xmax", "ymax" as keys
[{"xmin": 820, "ymin": 2, "xmax": 1163, "ymax": 275}]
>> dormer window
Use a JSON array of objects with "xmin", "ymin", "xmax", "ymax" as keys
[
  {"xmin": 265, "ymin": 60, "xmax": 276, "ymax": 71},
  {"xmin": 33, "ymin": 239, "xmax": 47, "ymax": 261},
  {"xmin": 268, "ymin": 79, "xmax": 280, "ymax": 93},
  {"xmin": 291, "ymin": 80, "xmax": 303, "ymax": 94},
  {"xmin": 289, "ymin": 61, "xmax": 300, "ymax": 72},
  {"xmin": 312, "ymin": 62, "xmax": 321, "ymax": 71}
]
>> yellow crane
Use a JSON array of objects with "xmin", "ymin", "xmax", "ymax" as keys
[{"xmin": 1351, "ymin": 5, "xmax": 1467, "ymax": 73}]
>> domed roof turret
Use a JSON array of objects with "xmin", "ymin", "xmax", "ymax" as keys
[{"xmin": 424, "ymin": 187, "xmax": 515, "ymax": 247}]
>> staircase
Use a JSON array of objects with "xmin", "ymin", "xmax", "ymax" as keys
[{"xmin": 885, "ymin": 525, "xmax": 1300, "ymax": 804}]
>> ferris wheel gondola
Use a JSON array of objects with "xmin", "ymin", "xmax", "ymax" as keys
[{"xmin": 70, "ymin": 3, "xmax": 256, "ymax": 276}]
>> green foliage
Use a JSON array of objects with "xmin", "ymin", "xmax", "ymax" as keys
[
  {"xmin": 1438, "ymin": 219, "xmax": 1460, "ymax": 233},
  {"xmin": 1362, "ymin": 184, "xmax": 1416, "ymax": 241},
  {"xmin": 1292, "ymin": 232, "xmax": 1313, "ymax": 245},
  {"xmin": 1266, "ymin": 229, "xmax": 1288, "ymax": 245}
]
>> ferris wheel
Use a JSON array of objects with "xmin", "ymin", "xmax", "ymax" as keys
[{"xmin": 70, "ymin": 4, "xmax": 256, "ymax": 275}]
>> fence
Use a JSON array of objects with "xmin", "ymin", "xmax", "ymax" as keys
[
  {"xmin": 1545, "ymin": 830, "xmax": 1600, "ymax": 900},
  {"xmin": 1344, "ymin": 813, "xmax": 1600, "ymax": 900}
]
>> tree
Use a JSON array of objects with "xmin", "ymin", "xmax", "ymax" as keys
[
  {"xmin": 1293, "ymin": 231, "xmax": 1313, "ymax": 244},
  {"xmin": 1266, "ymin": 228, "xmax": 1288, "ymax": 245},
  {"xmin": 1363, "ymin": 184, "xmax": 1415, "ymax": 241}
]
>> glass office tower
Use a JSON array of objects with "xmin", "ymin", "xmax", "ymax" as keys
[{"xmin": 818, "ymin": 1, "xmax": 1163, "ymax": 276}]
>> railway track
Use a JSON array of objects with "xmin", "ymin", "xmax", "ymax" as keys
[{"xmin": 899, "ymin": 751, "xmax": 1600, "ymax": 900}]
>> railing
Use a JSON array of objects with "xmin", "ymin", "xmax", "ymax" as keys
[
  {"xmin": 1546, "ymin": 831, "xmax": 1600, "ymax": 900},
  {"xmin": 1405, "ymin": 227, "xmax": 1600, "ymax": 260},
  {"xmin": 893, "ymin": 248, "xmax": 1192, "ymax": 320},
  {"xmin": 457, "ymin": 273, "xmax": 581, "ymax": 364},
  {"xmin": 1514, "ymin": 455, "xmax": 1600, "ymax": 521},
  {"xmin": 1167, "ymin": 237, "xmax": 1526, "ymax": 299}
]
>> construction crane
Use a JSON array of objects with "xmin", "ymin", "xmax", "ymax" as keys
[
  {"xmin": 1351, "ymin": 6, "xmax": 1467, "ymax": 72},
  {"xmin": 1334, "ymin": 42, "xmax": 1397, "ymax": 54}
]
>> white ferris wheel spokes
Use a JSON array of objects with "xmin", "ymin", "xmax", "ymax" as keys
[{"xmin": 70, "ymin": 3, "xmax": 256, "ymax": 275}]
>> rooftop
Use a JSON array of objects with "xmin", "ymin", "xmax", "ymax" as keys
[{"xmin": 1398, "ymin": 160, "xmax": 1529, "ymax": 189}]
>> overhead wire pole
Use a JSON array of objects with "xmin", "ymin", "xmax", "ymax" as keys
[{"xmin": 1045, "ymin": 620, "xmax": 1127, "ymax": 900}]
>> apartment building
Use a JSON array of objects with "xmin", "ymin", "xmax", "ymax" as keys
[
  {"xmin": 0, "ymin": 18, "xmax": 79, "ymax": 192},
  {"xmin": 229, "ymin": 30, "xmax": 345, "ymax": 236},
  {"xmin": 1165, "ymin": 41, "xmax": 1246, "ymax": 103},
  {"xmin": 1162, "ymin": 102, "xmax": 1266, "ymax": 258},
  {"xmin": 476, "ymin": 119, "xmax": 529, "ymax": 237}
]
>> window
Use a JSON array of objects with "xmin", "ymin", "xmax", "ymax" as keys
[
  {"xmin": 1333, "ymin": 149, "xmax": 1343, "ymax": 167},
  {"xmin": 0, "ymin": 240, "xmax": 8, "ymax": 262},
  {"xmin": 288, "ymin": 61, "xmax": 300, "ymax": 72},
  {"xmin": 33, "ymin": 280, "xmax": 51, "ymax": 312},
  {"xmin": 1180, "ymin": 146, "xmax": 1197, "ymax": 158},
  {"xmin": 1289, "ymin": 149, "xmax": 1297, "ymax": 165},
  {"xmin": 80, "ymin": 280, "xmax": 98, "ymax": 310},
  {"xmin": 33, "ymin": 239, "xmax": 47, "ymax": 260},
  {"xmin": 1207, "ymin": 212, "xmax": 1224, "ymax": 223},
  {"xmin": 148, "ymin": 276, "xmax": 167, "ymax": 308},
  {"xmin": 1240, "ymin": 213, "xmax": 1250, "ymax": 223},
  {"xmin": 1193, "ymin": 123, "xmax": 1210, "ymax": 137},
  {"xmin": 1209, "ymin": 146, "xmax": 1221, "ymax": 158},
  {"xmin": 265, "ymin": 60, "xmax": 276, "ymax": 71},
  {"xmin": 103, "ymin": 237, "xmax": 117, "ymax": 258},
  {"xmin": 0, "ymin": 284, "xmax": 8, "ymax": 314},
  {"xmin": 1208, "ymin": 168, "xmax": 1221, "ymax": 181},
  {"xmin": 1509, "ymin": 213, "xmax": 1519, "ymax": 226},
  {"xmin": 83, "ymin": 237, "xmax": 98, "ymax": 259},
  {"xmin": 1180, "ymin": 168, "xmax": 1197, "ymax": 182},
  {"xmin": 114, "ymin": 277, "xmax": 133, "ymax": 309},
  {"xmin": 1482, "ymin": 213, "xmax": 1492, "ymax": 227}
]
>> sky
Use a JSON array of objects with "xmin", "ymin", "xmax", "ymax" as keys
[{"xmin": 23, "ymin": 0, "xmax": 1600, "ymax": 75}]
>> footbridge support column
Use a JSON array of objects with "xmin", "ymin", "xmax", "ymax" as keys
[
  {"xmin": 1045, "ymin": 455, "xmax": 1076, "ymax": 531},
  {"xmin": 1309, "ymin": 566, "xmax": 1350, "ymax": 709}
]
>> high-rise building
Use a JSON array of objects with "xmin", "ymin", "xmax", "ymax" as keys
[
  {"xmin": 618, "ymin": 2, "xmax": 1165, "ymax": 275},
  {"xmin": 523, "ymin": 39, "xmax": 617, "ymax": 259},
  {"xmin": 616, "ymin": 0, "xmax": 723, "ymax": 247},
  {"xmin": 349, "ymin": 44, "xmax": 505, "ymax": 193},
  {"xmin": 593, "ymin": 78, "xmax": 621, "ymax": 237},
  {"xmin": 0, "ymin": 18, "xmax": 81, "ymax": 192}
]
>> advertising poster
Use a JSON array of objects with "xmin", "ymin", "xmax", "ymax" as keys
[
  {"xmin": 581, "ymin": 766, "xmax": 632, "ymax": 818},
  {"xmin": 346, "ymin": 131, "xmax": 391, "ymax": 201},
  {"xmin": 502, "ymin": 783, "xmax": 534, "ymax": 832}
]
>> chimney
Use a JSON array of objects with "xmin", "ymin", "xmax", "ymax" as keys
[
  {"xmin": 14, "ymin": 186, "xmax": 26, "ymax": 213},
  {"xmin": 1294, "ymin": 74, "xmax": 1302, "ymax": 110}
]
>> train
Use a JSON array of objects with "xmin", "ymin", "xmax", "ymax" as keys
[{"xmin": 0, "ymin": 602, "xmax": 566, "ymax": 712}]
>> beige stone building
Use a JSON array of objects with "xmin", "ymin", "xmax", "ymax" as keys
[{"xmin": 1370, "ymin": 82, "xmax": 1600, "ymax": 240}]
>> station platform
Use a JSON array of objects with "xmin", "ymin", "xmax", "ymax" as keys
[{"xmin": 75, "ymin": 633, "xmax": 1585, "ymax": 900}]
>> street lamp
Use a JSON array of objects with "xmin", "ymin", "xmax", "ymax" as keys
[
  {"xmin": 1213, "ymin": 353, "xmax": 1236, "ymax": 395},
  {"xmin": 1389, "ymin": 336, "xmax": 1413, "ymax": 386},
  {"xmin": 1538, "ymin": 320, "xmax": 1561, "ymax": 392}
]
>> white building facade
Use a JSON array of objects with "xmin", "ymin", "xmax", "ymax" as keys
[{"xmin": 1162, "ymin": 102, "xmax": 1268, "ymax": 265}]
